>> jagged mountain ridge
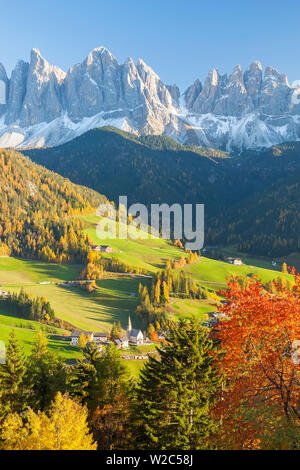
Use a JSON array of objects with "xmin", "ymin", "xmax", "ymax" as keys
[{"xmin": 0, "ymin": 47, "xmax": 300, "ymax": 150}]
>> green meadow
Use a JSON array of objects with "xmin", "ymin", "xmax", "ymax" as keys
[
  {"xmin": 167, "ymin": 298, "xmax": 218, "ymax": 321},
  {"xmin": 182, "ymin": 256, "xmax": 291, "ymax": 286},
  {"xmin": 82, "ymin": 214, "xmax": 185, "ymax": 273},
  {"xmin": 0, "ymin": 306, "xmax": 80, "ymax": 362},
  {"xmin": 0, "ymin": 213, "xmax": 294, "ymax": 376}
]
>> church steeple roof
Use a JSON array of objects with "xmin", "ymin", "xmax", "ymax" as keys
[{"xmin": 127, "ymin": 315, "xmax": 132, "ymax": 332}]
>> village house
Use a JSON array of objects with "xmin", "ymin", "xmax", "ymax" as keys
[
  {"xmin": 90, "ymin": 245, "xmax": 101, "ymax": 252},
  {"xmin": 93, "ymin": 332, "xmax": 108, "ymax": 343},
  {"xmin": 114, "ymin": 337, "xmax": 129, "ymax": 349},
  {"xmin": 70, "ymin": 330, "xmax": 110, "ymax": 345},
  {"xmin": 90, "ymin": 245, "xmax": 113, "ymax": 253},
  {"xmin": 127, "ymin": 316, "xmax": 144, "ymax": 345},
  {"xmin": 225, "ymin": 257, "xmax": 243, "ymax": 266},
  {"xmin": 70, "ymin": 330, "xmax": 94, "ymax": 345},
  {"xmin": 203, "ymin": 311, "xmax": 227, "ymax": 329}
]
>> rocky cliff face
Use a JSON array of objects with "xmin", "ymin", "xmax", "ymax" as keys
[
  {"xmin": 181, "ymin": 61, "xmax": 300, "ymax": 149},
  {"xmin": 185, "ymin": 61, "xmax": 295, "ymax": 116},
  {"xmin": 0, "ymin": 47, "xmax": 299, "ymax": 150},
  {"xmin": 0, "ymin": 47, "xmax": 177, "ymax": 147}
]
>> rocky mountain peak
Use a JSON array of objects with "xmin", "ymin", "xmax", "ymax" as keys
[
  {"xmin": 30, "ymin": 48, "xmax": 66, "ymax": 84},
  {"xmin": 166, "ymin": 84, "xmax": 180, "ymax": 106},
  {"xmin": 184, "ymin": 79, "xmax": 202, "ymax": 109},
  {"xmin": 86, "ymin": 46, "xmax": 117, "ymax": 69},
  {"xmin": 264, "ymin": 66, "xmax": 289, "ymax": 87},
  {"xmin": 0, "ymin": 62, "xmax": 8, "ymax": 82},
  {"xmin": 228, "ymin": 65, "xmax": 244, "ymax": 85},
  {"xmin": 0, "ymin": 49, "xmax": 299, "ymax": 151}
]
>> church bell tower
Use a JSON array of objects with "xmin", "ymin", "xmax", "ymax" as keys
[{"xmin": 127, "ymin": 315, "xmax": 132, "ymax": 339}]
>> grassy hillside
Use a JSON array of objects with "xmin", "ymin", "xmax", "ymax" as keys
[
  {"xmin": 83, "ymin": 214, "xmax": 185, "ymax": 274},
  {"xmin": 0, "ymin": 305, "xmax": 80, "ymax": 361},
  {"xmin": 83, "ymin": 213, "xmax": 291, "ymax": 284},
  {"xmin": 0, "ymin": 227, "xmax": 293, "ymax": 377},
  {"xmin": 0, "ymin": 213, "xmax": 293, "ymax": 337},
  {"xmin": 0, "ymin": 257, "xmax": 143, "ymax": 332}
]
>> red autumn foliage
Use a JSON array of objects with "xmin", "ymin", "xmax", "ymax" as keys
[{"xmin": 214, "ymin": 272, "xmax": 300, "ymax": 448}]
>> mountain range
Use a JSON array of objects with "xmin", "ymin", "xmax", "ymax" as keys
[{"xmin": 0, "ymin": 47, "xmax": 300, "ymax": 150}]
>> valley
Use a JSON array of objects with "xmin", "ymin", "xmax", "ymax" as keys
[
  {"xmin": 0, "ymin": 210, "xmax": 292, "ymax": 376},
  {"xmin": 0, "ymin": 139, "xmax": 297, "ymax": 381}
]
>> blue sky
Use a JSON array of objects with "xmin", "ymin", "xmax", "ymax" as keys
[{"xmin": 1, "ymin": 0, "xmax": 299, "ymax": 90}]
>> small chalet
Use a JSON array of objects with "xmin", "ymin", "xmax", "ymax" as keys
[
  {"xmin": 114, "ymin": 337, "xmax": 129, "ymax": 349},
  {"xmin": 127, "ymin": 316, "xmax": 144, "ymax": 345},
  {"xmin": 93, "ymin": 332, "xmax": 108, "ymax": 343},
  {"xmin": 91, "ymin": 245, "xmax": 101, "ymax": 252},
  {"xmin": 90, "ymin": 245, "xmax": 113, "ymax": 253},
  {"xmin": 70, "ymin": 330, "xmax": 94, "ymax": 345},
  {"xmin": 225, "ymin": 257, "xmax": 243, "ymax": 266},
  {"xmin": 100, "ymin": 245, "xmax": 113, "ymax": 253}
]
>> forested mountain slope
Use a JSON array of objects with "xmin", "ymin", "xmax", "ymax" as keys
[
  {"xmin": 26, "ymin": 127, "xmax": 238, "ymax": 212},
  {"xmin": 0, "ymin": 149, "xmax": 106, "ymax": 261},
  {"xmin": 209, "ymin": 142, "xmax": 300, "ymax": 256},
  {"xmin": 27, "ymin": 131, "xmax": 300, "ymax": 258}
]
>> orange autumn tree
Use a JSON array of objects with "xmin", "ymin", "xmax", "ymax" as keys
[{"xmin": 214, "ymin": 273, "xmax": 300, "ymax": 449}]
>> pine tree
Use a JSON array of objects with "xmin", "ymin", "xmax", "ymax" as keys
[
  {"xmin": 70, "ymin": 343, "xmax": 128, "ymax": 415},
  {"xmin": 134, "ymin": 319, "xmax": 221, "ymax": 449},
  {"xmin": 26, "ymin": 331, "xmax": 67, "ymax": 411},
  {"xmin": 70, "ymin": 342, "xmax": 101, "ymax": 410},
  {"xmin": 0, "ymin": 330, "xmax": 27, "ymax": 419}
]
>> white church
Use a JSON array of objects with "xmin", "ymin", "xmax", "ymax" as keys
[{"xmin": 127, "ymin": 316, "xmax": 144, "ymax": 345}]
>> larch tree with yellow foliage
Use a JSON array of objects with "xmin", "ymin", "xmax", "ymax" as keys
[{"xmin": 1, "ymin": 393, "xmax": 97, "ymax": 450}]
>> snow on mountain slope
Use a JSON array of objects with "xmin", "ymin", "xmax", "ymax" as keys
[{"xmin": 0, "ymin": 48, "xmax": 299, "ymax": 150}]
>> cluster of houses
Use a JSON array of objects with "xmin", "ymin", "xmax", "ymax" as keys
[
  {"xmin": 90, "ymin": 245, "xmax": 113, "ymax": 253},
  {"xmin": 225, "ymin": 257, "xmax": 243, "ymax": 266},
  {"xmin": 70, "ymin": 316, "xmax": 144, "ymax": 350}
]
